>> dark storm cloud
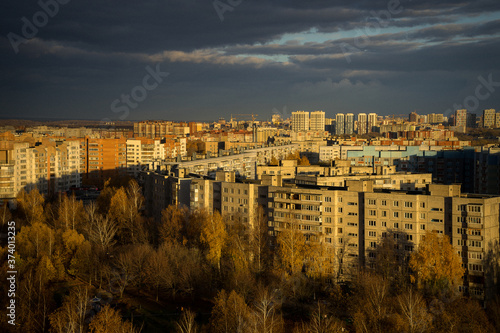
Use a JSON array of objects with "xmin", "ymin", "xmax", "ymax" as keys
[{"xmin": 1, "ymin": 0, "xmax": 500, "ymax": 120}]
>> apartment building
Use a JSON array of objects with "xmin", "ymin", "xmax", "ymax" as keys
[
  {"xmin": 134, "ymin": 120, "xmax": 175, "ymax": 138},
  {"xmin": 367, "ymin": 113, "xmax": 378, "ymax": 133},
  {"xmin": 310, "ymin": 111, "xmax": 326, "ymax": 131},
  {"xmin": 357, "ymin": 113, "xmax": 367, "ymax": 135},
  {"xmin": 345, "ymin": 113, "xmax": 354, "ymax": 135},
  {"xmin": 83, "ymin": 137, "xmax": 127, "ymax": 186},
  {"xmin": 335, "ymin": 114, "xmax": 345, "ymax": 135},
  {"xmin": 267, "ymin": 181, "xmax": 499, "ymax": 299},
  {"xmin": 10, "ymin": 139, "xmax": 80, "ymax": 196},
  {"xmin": 483, "ymin": 109, "xmax": 496, "ymax": 128},
  {"xmin": 292, "ymin": 111, "xmax": 310, "ymax": 132},
  {"xmin": 126, "ymin": 138, "xmax": 165, "ymax": 176}
]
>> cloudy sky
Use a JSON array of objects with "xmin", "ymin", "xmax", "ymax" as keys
[{"xmin": 1, "ymin": 0, "xmax": 500, "ymax": 122}]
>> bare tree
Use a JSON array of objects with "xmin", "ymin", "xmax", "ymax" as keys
[
  {"xmin": 88, "ymin": 214, "xmax": 118, "ymax": 253},
  {"xmin": 397, "ymin": 289, "xmax": 432, "ymax": 333},
  {"xmin": 250, "ymin": 288, "xmax": 283, "ymax": 333},
  {"xmin": 176, "ymin": 309, "xmax": 198, "ymax": 333}
]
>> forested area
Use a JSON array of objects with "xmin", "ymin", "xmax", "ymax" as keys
[{"xmin": 1, "ymin": 179, "xmax": 499, "ymax": 332}]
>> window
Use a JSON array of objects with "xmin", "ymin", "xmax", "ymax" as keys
[
  {"xmin": 406, "ymin": 235, "xmax": 413, "ymax": 241},
  {"xmin": 381, "ymin": 211, "xmax": 387, "ymax": 217},
  {"xmin": 368, "ymin": 220, "xmax": 376, "ymax": 226},
  {"xmin": 368, "ymin": 231, "xmax": 376, "ymax": 237},
  {"xmin": 338, "ymin": 197, "xmax": 343, "ymax": 203},
  {"xmin": 393, "ymin": 212, "xmax": 399, "ymax": 218},
  {"xmin": 420, "ymin": 224, "xmax": 425, "ymax": 230},
  {"xmin": 369, "ymin": 210, "xmax": 376, "ymax": 216},
  {"xmin": 420, "ymin": 202, "xmax": 425, "ymax": 208},
  {"xmin": 337, "ymin": 228, "xmax": 342, "ymax": 234},
  {"xmin": 325, "ymin": 207, "xmax": 331, "ymax": 212},
  {"xmin": 404, "ymin": 212, "xmax": 413, "ymax": 219},
  {"xmin": 325, "ymin": 197, "xmax": 331, "ymax": 202},
  {"xmin": 382, "ymin": 221, "xmax": 387, "ymax": 227},
  {"xmin": 469, "ymin": 240, "xmax": 482, "ymax": 248},
  {"xmin": 394, "ymin": 222, "xmax": 399, "ymax": 228},
  {"xmin": 393, "ymin": 201, "xmax": 399, "ymax": 207},
  {"xmin": 381, "ymin": 200, "xmax": 387, "ymax": 206},
  {"xmin": 338, "ymin": 207, "xmax": 343, "ymax": 213},
  {"xmin": 368, "ymin": 199, "xmax": 376, "ymax": 205},
  {"xmin": 404, "ymin": 201, "xmax": 413, "ymax": 208},
  {"xmin": 420, "ymin": 213, "xmax": 425, "ymax": 219},
  {"xmin": 338, "ymin": 217, "xmax": 343, "ymax": 223},
  {"xmin": 405, "ymin": 223, "xmax": 413, "ymax": 230},
  {"xmin": 370, "ymin": 241, "xmax": 377, "ymax": 248}
]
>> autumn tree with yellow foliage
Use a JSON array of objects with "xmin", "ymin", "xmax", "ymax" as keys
[{"xmin": 409, "ymin": 231, "xmax": 465, "ymax": 294}]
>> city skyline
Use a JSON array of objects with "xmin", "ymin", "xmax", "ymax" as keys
[{"xmin": 1, "ymin": 1, "xmax": 500, "ymax": 121}]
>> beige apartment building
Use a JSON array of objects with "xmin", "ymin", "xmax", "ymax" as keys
[{"xmin": 266, "ymin": 181, "xmax": 499, "ymax": 300}]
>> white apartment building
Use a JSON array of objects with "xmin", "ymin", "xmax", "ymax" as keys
[
  {"xmin": 310, "ymin": 111, "xmax": 326, "ymax": 131},
  {"xmin": 292, "ymin": 111, "xmax": 310, "ymax": 132}
]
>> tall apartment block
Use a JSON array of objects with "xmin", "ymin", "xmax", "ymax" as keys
[
  {"xmin": 455, "ymin": 109, "xmax": 467, "ymax": 130},
  {"xmin": 345, "ymin": 113, "xmax": 354, "ymax": 135},
  {"xmin": 266, "ymin": 180, "xmax": 500, "ymax": 300},
  {"xmin": 310, "ymin": 111, "xmax": 326, "ymax": 131},
  {"xmin": 82, "ymin": 137, "xmax": 127, "ymax": 186},
  {"xmin": 428, "ymin": 113, "xmax": 444, "ymax": 124},
  {"xmin": 368, "ymin": 113, "xmax": 378, "ymax": 133},
  {"xmin": 335, "ymin": 113, "xmax": 345, "ymax": 135},
  {"xmin": 0, "ymin": 139, "xmax": 81, "ymax": 198},
  {"xmin": 483, "ymin": 109, "xmax": 496, "ymax": 128},
  {"xmin": 126, "ymin": 138, "xmax": 165, "ymax": 177},
  {"xmin": 357, "ymin": 113, "xmax": 367, "ymax": 135},
  {"xmin": 292, "ymin": 111, "xmax": 310, "ymax": 132}
]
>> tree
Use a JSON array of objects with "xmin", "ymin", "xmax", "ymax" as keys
[
  {"xmin": 250, "ymin": 207, "xmax": 271, "ymax": 276},
  {"xmin": 352, "ymin": 273, "xmax": 395, "ymax": 333},
  {"xmin": 49, "ymin": 286, "xmax": 90, "ymax": 333},
  {"xmin": 409, "ymin": 232, "xmax": 464, "ymax": 294},
  {"xmin": 88, "ymin": 305, "xmax": 138, "ymax": 333},
  {"xmin": 17, "ymin": 221, "xmax": 55, "ymax": 259},
  {"xmin": 396, "ymin": 289, "xmax": 432, "ymax": 333},
  {"xmin": 159, "ymin": 205, "xmax": 187, "ymax": 245},
  {"xmin": 250, "ymin": 287, "xmax": 284, "ymax": 333},
  {"xmin": 200, "ymin": 210, "xmax": 227, "ymax": 272},
  {"xmin": 268, "ymin": 156, "xmax": 279, "ymax": 166},
  {"xmin": 16, "ymin": 188, "xmax": 45, "ymax": 225},
  {"xmin": 88, "ymin": 214, "xmax": 118, "ymax": 253},
  {"xmin": 276, "ymin": 224, "xmax": 309, "ymax": 275},
  {"xmin": 145, "ymin": 245, "xmax": 172, "ymax": 301},
  {"xmin": 298, "ymin": 156, "xmax": 310, "ymax": 166},
  {"xmin": 176, "ymin": 309, "xmax": 198, "ymax": 333},
  {"xmin": 210, "ymin": 289, "xmax": 250, "ymax": 333},
  {"xmin": 57, "ymin": 193, "xmax": 84, "ymax": 231},
  {"xmin": 294, "ymin": 303, "xmax": 344, "ymax": 333}
]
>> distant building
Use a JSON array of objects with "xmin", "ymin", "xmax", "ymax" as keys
[
  {"xmin": 409, "ymin": 112, "xmax": 418, "ymax": 123},
  {"xmin": 345, "ymin": 113, "xmax": 354, "ymax": 135},
  {"xmin": 310, "ymin": 111, "xmax": 326, "ymax": 131},
  {"xmin": 357, "ymin": 113, "xmax": 367, "ymax": 135},
  {"xmin": 455, "ymin": 109, "xmax": 467, "ymax": 131},
  {"xmin": 467, "ymin": 113, "xmax": 477, "ymax": 129},
  {"xmin": 335, "ymin": 113, "xmax": 345, "ymax": 135},
  {"xmin": 368, "ymin": 113, "xmax": 378, "ymax": 133},
  {"xmin": 482, "ymin": 109, "xmax": 496, "ymax": 128},
  {"xmin": 292, "ymin": 111, "xmax": 310, "ymax": 132}
]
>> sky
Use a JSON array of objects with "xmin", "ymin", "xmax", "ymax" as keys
[{"xmin": 1, "ymin": 0, "xmax": 500, "ymax": 122}]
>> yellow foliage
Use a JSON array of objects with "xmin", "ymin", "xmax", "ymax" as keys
[{"xmin": 409, "ymin": 231, "xmax": 464, "ymax": 291}]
